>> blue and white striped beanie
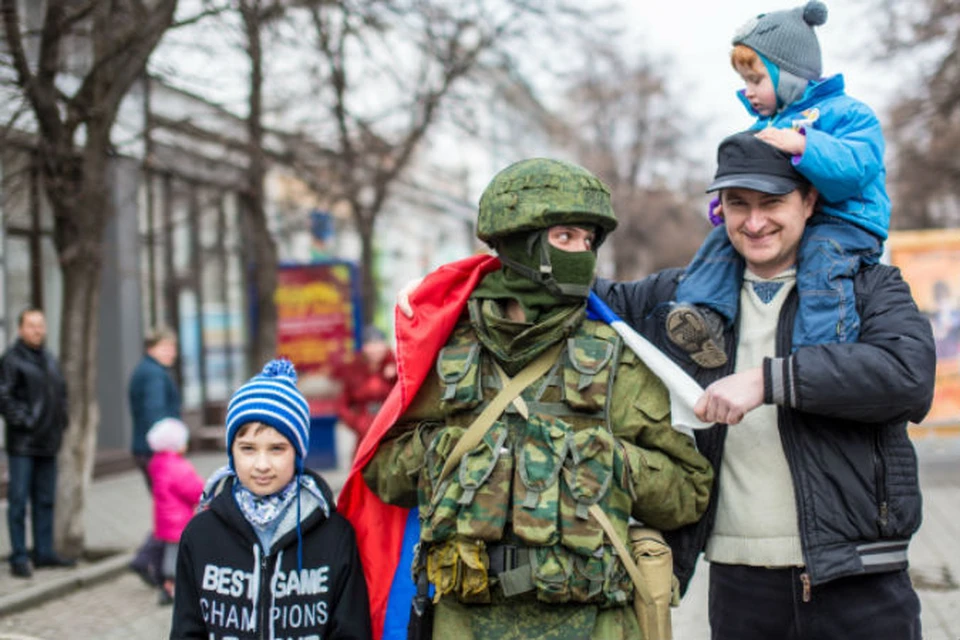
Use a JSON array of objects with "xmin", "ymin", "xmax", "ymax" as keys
[{"xmin": 225, "ymin": 359, "xmax": 310, "ymax": 471}]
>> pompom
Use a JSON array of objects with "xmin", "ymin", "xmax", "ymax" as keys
[
  {"xmin": 803, "ymin": 1, "xmax": 827, "ymax": 27},
  {"xmin": 261, "ymin": 358, "xmax": 298, "ymax": 381}
]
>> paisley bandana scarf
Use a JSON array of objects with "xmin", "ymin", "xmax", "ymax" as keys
[{"xmin": 233, "ymin": 479, "xmax": 298, "ymax": 528}]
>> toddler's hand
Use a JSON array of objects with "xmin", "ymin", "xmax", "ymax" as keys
[
  {"xmin": 708, "ymin": 197, "xmax": 723, "ymax": 227},
  {"xmin": 397, "ymin": 277, "xmax": 425, "ymax": 319},
  {"xmin": 755, "ymin": 128, "xmax": 806, "ymax": 156}
]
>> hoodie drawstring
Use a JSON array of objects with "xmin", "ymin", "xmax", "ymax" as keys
[
  {"xmin": 250, "ymin": 544, "xmax": 261, "ymax": 633},
  {"xmin": 296, "ymin": 467, "xmax": 304, "ymax": 572},
  {"xmin": 269, "ymin": 549, "xmax": 283, "ymax": 640}
]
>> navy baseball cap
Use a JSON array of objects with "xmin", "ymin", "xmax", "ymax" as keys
[{"xmin": 706, "ymin": 131, "xmax": 810, "ymax": 195}]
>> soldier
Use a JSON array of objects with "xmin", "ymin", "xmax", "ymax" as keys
[{"xmin": 359, "ymin": 158, "xmax": 714, "ymax": 639}]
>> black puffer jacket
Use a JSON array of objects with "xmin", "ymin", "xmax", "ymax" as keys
[
  {"xmin": 594, "ymin": 263, "xmax": 936, "ymax": 592},
  {"xmin": 0, "ymin": 340, "xmax": 68, "ymax": 457}
]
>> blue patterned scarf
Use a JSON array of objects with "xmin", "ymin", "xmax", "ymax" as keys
[{"xmin": 233, "ymin": 479, "xmax": 299, "ymax": 528}]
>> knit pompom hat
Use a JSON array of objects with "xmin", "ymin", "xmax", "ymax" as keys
[
  {"xmin": 225, "ymin": 359, "xmax": 311, "ymax": 471},
  {"xmin": 147, "ymin": 417, "xmax": 190, "ymax": 453},
  {"xmin": 733, "ymin": 1, "xmax": 828, "ymax": 81}
]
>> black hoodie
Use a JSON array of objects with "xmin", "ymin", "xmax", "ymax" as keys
[{"xmin": 171, "ymin": 471, "xmax": 372, "ymax": 639}]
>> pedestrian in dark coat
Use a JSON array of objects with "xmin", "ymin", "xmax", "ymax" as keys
[
  {"xmin": 127, "ymin": 326, "xmax": 180, "ymax": 586},
  {"xmin": 0, "ymin": 308, "xmax": 74, "ymax": 578}
]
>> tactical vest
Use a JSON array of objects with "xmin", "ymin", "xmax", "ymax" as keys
[{"xmin": 418, "ymin": 317, "xmax": 636, "ymax": 608}]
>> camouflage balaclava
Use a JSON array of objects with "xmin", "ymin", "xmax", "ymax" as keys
[{"xmin": 470, "ymin": 158, "xmax": 617, "ymax": 372}]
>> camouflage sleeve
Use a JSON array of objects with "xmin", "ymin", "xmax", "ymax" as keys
[
  {"xmin": 362, "ymin": 422, "xmax": 429, "ymax": 508},
  {"xmin": 362, "ymin": 368, "xmax": 446, "ymax": 507},
  {"xmin": 610, "ymin": 348, "xmax": 714, "ymax": 531}
]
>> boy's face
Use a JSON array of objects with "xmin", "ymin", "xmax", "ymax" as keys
[
  {"xmin": 232, "ymin": 424, "xmax": 297, "ymax": 496},
  {"xmin": 736, "ymin": 62, "xmax": 777, "ymax": 116}
]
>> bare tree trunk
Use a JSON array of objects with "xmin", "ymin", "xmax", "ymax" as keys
[
  {"xmin": 357, "ymin": 217, "xmax": 376, "ymax": 326},
  {"xmin": 247, "ymin": 197, "xmax": 278, "ymax": 369},
  {"xmin": 242, "ymin": 0, "xmax": 278, "ymax": 371},
  {"xmin": 49, "ymin": 135, "xmax": 112, "ymax": 555},
  {"xmin": 54, "ymin": 249, "xmax": 104, "ymax": 556}
]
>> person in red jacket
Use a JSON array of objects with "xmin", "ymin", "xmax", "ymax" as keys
[
  {"xmin": 146, "ymin": 417, "xmax": 204, "ymax": 605},
  {"xmin": 335, "ymin": 325, "xmax": 397, "ymax": 460}
]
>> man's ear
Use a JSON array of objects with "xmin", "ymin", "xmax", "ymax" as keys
[{"xmin": 802, "ymin": 187, "xmax": 819, "ymax": 220}]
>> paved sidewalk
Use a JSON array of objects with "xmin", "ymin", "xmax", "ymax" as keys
[{"xmin": 0, "ymin": 431, "xmax": 957, "ymax": 639}]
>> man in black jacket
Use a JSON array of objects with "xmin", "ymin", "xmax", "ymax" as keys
[
  {"xmin": 595, "ymin": 132, "xmax": 936, "ymax": 640},
  {"xmin": 0, "ymin": 308, "xmax": 74, "ymax": 578}
]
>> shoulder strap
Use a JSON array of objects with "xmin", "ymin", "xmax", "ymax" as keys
[
  {"xmin": 588, "ymin": 504, "xmax": 653, "ymax": 604},
  {"xmin": 437, "ymin": 342, "xmax": 563, "ymax": 484}
]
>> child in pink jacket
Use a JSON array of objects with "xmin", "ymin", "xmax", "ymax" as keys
[{"xmin": 146, "ymin": 418, "xmax": 204, "ymax": 605}]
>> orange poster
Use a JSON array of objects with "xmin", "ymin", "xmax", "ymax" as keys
[
  {"xmin": 887, "ymin": 229, "xmax": 960, "ymax": 430},
  {"xmin": 275, "ymin": 261, "xmax": 362, "ymax": 416}
]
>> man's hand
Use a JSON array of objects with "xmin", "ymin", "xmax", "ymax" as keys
[
  {"xmin": 755, "ymin": 128, "xmax": 806, "ymax": 156},
  {"xmin": 694, "ymin": 367, "xmax": 765, "ymax": 425},
  {"xmin": 396, "ymin": 277, "xmax": 425, "ymax": 319},
  {"xmin": 383, "ymin": 363, "xmax": 397, "ymax": 380}
]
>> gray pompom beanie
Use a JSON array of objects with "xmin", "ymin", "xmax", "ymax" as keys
[{"xmin": 733, "ymin": 1, "xmax": 828, "ymax": 80}]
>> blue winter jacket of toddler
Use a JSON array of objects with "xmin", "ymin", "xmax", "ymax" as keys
[{"xmin": 738, "ymin": 74, "xmax": 890, "ymax": 240}]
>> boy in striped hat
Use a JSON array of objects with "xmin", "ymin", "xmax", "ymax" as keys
[{"xmin": 171, "ymin": 359, "xmax": 372, "ymax": 639}]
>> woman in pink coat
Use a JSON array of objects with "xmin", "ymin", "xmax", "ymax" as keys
[{"xmin": 146, "ymin": 418, "xmax": 204, "ymax": 605}]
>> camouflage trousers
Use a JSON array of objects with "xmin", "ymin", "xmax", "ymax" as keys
[{"xmin": 433, "ymin": 596, "xmax": 642, "ymax": 640}]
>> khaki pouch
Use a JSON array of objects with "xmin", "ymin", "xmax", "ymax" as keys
[
  {"xmin": 425, "ymin": 539, "xmax": 491, "ymax": 604},
  {"xmin": 629, "ymin": 526, "xmax": 679, "ymax": 640}
]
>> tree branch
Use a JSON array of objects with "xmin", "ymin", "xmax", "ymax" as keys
[{"xmin": 1, "ymin": 0, "xmax": 64, "ymax": 142}]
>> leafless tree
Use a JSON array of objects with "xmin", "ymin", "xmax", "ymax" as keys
[
  {"xmin": 290, "ymin": 0, "xmax": 605, "ymax": 324},
  {"xmin": 1, "ymin": 0, "xmax": 178, "ymax": 555},
  {"xmin": 152, "ymin": 0, "xmax": 298, "ymax": 369},
  {"xmin": 561, "ymin": 52, "xmax": 709, "ymax": 279},
  {"xmin": 236, "ymin": 0, "xmax": 283, "ymax": 369},
  {"xmin": 874, "ymin": 0, "xmax": 960, "ymax": 229}
]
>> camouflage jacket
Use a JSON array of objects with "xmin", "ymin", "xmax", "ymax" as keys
[{"xmin": 363, "ymin": 316, "xmax": 713, "ymax": 608}]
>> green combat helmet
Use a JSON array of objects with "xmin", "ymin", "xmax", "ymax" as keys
[{"xmin": 477, "ymin": 158, "xmax": 618, "ymax": 299}]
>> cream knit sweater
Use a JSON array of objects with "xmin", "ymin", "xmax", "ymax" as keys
[{"xmin": 705, "ymin": 269, "xmax": 804, "ymax": 567}]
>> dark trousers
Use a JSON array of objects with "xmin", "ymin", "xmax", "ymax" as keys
[
  {"xmin": 134, "ymin": 452, "xmax": 152, "ymax": 491},
  {"xmin": 6, "ymin": 454, "xmax": 57, "ymax": 564},
  {"xmin": 130, "ymin": 452, "xmax": 163, "ymax": 583},
  {"xmin": 709, "ymin": 563, "xmax": 921, "ymax": 640}
]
